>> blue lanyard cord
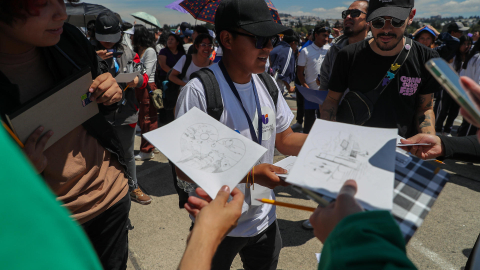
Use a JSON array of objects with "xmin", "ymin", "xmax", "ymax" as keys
[{"xmin": 218, "ymin": 61, "xmax": 263, "ymax": 144}]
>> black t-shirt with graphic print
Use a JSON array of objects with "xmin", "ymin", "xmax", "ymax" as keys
[{"xmin": 328, "ymin": 39, "xmax": 441, "ymax": 138}]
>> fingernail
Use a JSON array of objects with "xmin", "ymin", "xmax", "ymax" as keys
[
  {"xmin": 39, "ymin": 127, "xmax": 44, "ymax": 132},
  {"xmin": 89, "ymin": 88, "xmax": 94, "ymax": 93},
  {"xmin": 48, "ymin": 131, "xmax": 54, "ymax": 136},
  {"xmin": 221, "ymin": 185, "xmax": 230, "ymax": 192}
]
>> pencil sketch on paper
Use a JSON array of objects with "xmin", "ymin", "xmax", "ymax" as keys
[
  {"xmin": 178, "ymin": 123, "xmax": 246, "ymax": 173},
  {"xmin": 304, "ymin": 131, "xmax": 369, "ymax": 182}
]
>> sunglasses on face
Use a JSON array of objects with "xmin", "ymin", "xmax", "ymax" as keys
[
  {"xmin": 199, "ymin": 43, "xmax": 214, "ymax": 49},
  {"xmin": 229, "ymin": 30, "xmax": 279, "ymax": 49},
  {"xmin": 370, "ymin": 17, "xmax": 406, "ymax": 29},
  {"xmin": 342, "ymin": 9, "xmax": 366, "ymax": 19}
]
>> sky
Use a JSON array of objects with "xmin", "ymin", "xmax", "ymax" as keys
[{"xmin": 91, "ymin": 0, "xmax": 480, "ymax": 26}]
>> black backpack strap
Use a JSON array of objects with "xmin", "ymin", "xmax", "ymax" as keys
[
  {"xmin": 191, "ymin": 68, "xmax": 223, "ymax": 121},
  {"xmin": 258, "ymin": 72, "xmax": 278, "ymax": 110},
  {"xmin": 179, "ymin": 54, "xmax": 192, "ymax": 80}
]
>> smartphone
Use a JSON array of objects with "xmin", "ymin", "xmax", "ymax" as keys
[
  {"xmin": 111, "ymin": 51, "xmax": 124, "ymax": 57},
  {"xmin": 425, "ymin": 58, "xmax": 480, "ymax": 125}
]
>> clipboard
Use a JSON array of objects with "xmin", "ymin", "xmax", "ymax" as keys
[{"xmin": 6, "ymin": 68, "xmax": 99, "ymax": 150}]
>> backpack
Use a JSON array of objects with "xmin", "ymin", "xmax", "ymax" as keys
[
  {"xmin": 162, "ymin": 55, "xmax": 193, "ymax": 110},
  {"xmin": 190, "ymin": 68, "xmax": 279, "ymax": 121}
]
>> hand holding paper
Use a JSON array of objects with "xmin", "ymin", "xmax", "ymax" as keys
[
  {"xmin": 399, "ymin": 133, "xmax": 444, "ymax": 160},
  {"xmin": 89, "ymin": 72, "xmax": 123, "ymax": 106}
]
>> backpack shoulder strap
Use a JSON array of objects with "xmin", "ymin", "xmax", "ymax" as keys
[
  {"xmin": 257, "ymin": 72, "xmax": 278, "ymax": 109},
  {"xmin": 191, "ymin": 68, "xmax": 223, "ymax": 121},
  {"xmin": 179, "ymin": 54, "xmax": 192, "ymax": 80}
]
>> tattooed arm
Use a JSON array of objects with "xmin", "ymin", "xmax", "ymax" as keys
[
  {"xmin": 415, "ymin": 93, "xmax": 436, "ymax": 134},
  {"xmin": 320, "ymin": 90, "xmax": 343, "ymax": 121}
]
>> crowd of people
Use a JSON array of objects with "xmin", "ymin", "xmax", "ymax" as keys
[{"xmin": 1, "ymin": 0, "xmax": 480, "ymax": 269}]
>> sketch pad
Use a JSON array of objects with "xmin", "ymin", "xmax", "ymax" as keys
[
  {"xmin": 115, "ymin": 71, "xmax": 140, "ymax": 83},
  {"xmin": 143, "ymin": 107, "xmax": 268, "ymax": 199},
  {"xmin": 6, "ymin": 68, "xmax": 98, "ymax": 150},
  {"xmin": 286, "ymin": 120, "xmax": 397, "ymax": 211}
]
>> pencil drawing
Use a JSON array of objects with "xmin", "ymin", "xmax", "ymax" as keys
[
  {"xmin": 178, "ymin": 123, "xmax": 246, "ymax": 173},
  {"xmin": 304, "ymin": 131, "xmax": 369, "ymax": 182}
]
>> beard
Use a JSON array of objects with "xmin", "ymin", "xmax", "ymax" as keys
[
  {"xmin": 344, "ymin": 23, "xmax": 367, "ymax": 38},
  {"xmin": 374, "ymin": 32, "xmax": 403, "ymax": 51}
]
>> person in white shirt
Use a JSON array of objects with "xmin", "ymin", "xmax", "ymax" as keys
[
  {"xmin": 168, "ymin": 34, "xmax": 214, "ymax": 92},
  {"xmin": 297, "ymin": 25, "xmax": 331, "ymax": 134},
  {"xmin": 174, "ymin": 0, "xmax": 307, "ymax": 268}
]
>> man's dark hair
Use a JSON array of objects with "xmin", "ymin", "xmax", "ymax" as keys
[
  {"xmin": 192, "ymin": 33, "xmax": 213, "ymax": 54},
  {"xmin": 283, "ymin": 31, "xmax": 300, "ymax": 44},
  {"xmin": 193, "ymin": 25, "xmax": 209, "ymax": 35},
  {"xmin": 122, "ymin": 22, "xmax": 133, "ymax": 32},
  {"xmin": 0, "ymin": 0, "xmax": 78, "ymax": 25},
  {"xmin": 180, "ymin": 22, "xmax": 191, "ymax": 32},
  {"xmin": 87, "ymin": 20, "xmax": 96, "ymax": 38},
  {"xmin": 132, "ymin": 24, "xmax": 156, "ymax": 52},
  {"xmin": 313, "ymin": 25, "xmax": 331, "ymax": 34}
]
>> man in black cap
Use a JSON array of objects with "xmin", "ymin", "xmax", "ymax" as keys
[
  {"xmin": 320, "ymin": 0, "xmax": 442, "ymax": 138},
  {"xmin": 174, "ymin": 0, "xmax": 307, "ymax": 268}
]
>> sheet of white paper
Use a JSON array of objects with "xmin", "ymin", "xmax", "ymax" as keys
[
  {"xmin": 143, "ymin": 107, "xmax": 268, "ymax": 199},
  {"xmin": 274, "ymin": 156, "xmax": 297, "ymax": 179},
  {"xmin": 286, "ymin": 120, "xmax": 397, "ymax": 211},
  {"xmin": 115, "ymin": 71, "xmax": 140, "ymax": 83},
  {"xmin": 397, "ymin": 143, "xmax": 431, "ymax": 146}
]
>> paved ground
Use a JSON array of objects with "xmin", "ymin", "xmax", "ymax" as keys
[{"xmin": 126, "ymin": 95, "xmax": 480, "ymax": 270}]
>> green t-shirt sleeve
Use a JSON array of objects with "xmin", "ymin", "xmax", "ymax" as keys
[
  {"xmin": 318, "ymin": 211, "xmax": 417, "ymax": 270},
  {"xmin": 0, "ymin": 128, "xmax": 102, "ymax": 270}
]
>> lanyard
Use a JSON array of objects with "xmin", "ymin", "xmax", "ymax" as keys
[{"xmin": 219, "ymin": 61, "xmax": 262, "ymax": 144}]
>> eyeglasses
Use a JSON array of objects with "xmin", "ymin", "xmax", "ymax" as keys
[
  {"xmin": 199, "ymin": 43, "xmax": 214, "ymax": 49},
  {"xmin": 229, "ymin": 30, "xmax": 279, "ymax": 49},
  {"xmin": 370, "ymin": 17, "xmax": 406, "ymax": 29},
  {"xmin": 342, "ymin": 9, "xmax": 366, "ymax": 19}
]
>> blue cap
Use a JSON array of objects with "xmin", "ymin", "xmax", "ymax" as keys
[
  {"xmin": 414, "ymin": 26, "xmax": 437, "ymax": 39},
  {"xmin": 181, "ymin": 29, "xmax": 193, "ymax": 38}
]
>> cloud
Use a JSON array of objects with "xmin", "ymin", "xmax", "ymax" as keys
[
  {"xmin": 414, "ymin": 0, "xmax": 480, "ymax": 17},
  {"xmin": 280, "ymin": 5, "xmax": 346, "ymax": 18},
  {"xmin": 312, "ymin": 6, "xmax": 347, "ymax": 18}
]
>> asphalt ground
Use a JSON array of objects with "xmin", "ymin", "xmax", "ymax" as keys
[{"xmin": 126, "ymin": 94, "xmax": 480, "ymax": 270}]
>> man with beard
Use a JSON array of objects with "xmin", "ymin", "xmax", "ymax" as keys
[
  {"xmin": 318, "ymin": 0, "xmax": 370, "ymax": 92},
  {"xmin": 320, "ymin": 0, "xmax": 441, "ymax": 138}
]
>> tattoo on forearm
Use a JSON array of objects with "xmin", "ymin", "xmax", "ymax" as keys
[
  {"xmin": 418, "ymin": 114, "xmax": 432, "ymax": 128},
  {"xmin": 323, "ymin": 107, "xmax": 336, "ymax": 121}
]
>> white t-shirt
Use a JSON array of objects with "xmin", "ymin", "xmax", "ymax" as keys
[
  {"xmin": 183, "ymin": 43, "xmax": 192, "ymax": 52},
  {"xmin": 172, "ymin": 55, "xmax": 210, "ymax": 84},
  {"xmin": 297, "ymin": 43, "xmax": 330, "ymax": 85},
  {"xmin": 175, "ymin": 63, "xmax": 294, "ymax": 237}
]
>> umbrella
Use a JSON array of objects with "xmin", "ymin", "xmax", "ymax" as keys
[
  {"xmin": 65, "ymin": 2, "xmax": 111, "ymax": 28},
  {"xmin": 178, "ymin": 0, "xmax": 282, "ymax": 25},
  {"xmin": 131, "ymin": 12, "xmax": 162, "ymax": 29},
  {"xmin": 165, "ymin": 0, "xmax": 189, "ymax": 14}
]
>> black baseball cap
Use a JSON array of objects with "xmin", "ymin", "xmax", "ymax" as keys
[
  {"xmin": 366, "ymin": 0, "xmax": 414, "ymax": 22},
  {"xmin": 95, "ymin": 11, "xmax": 122, "ymax": 43},
  {"xmin": 447, "ymin": 22, "xmax": 469, "ymax": 32},
  {"xmin": 215, "ymin": 0, "xmax": 289, "ymax": 37}
]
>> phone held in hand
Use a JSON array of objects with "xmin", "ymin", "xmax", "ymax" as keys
[
  {"xmin": 111, "ymin": 51, "xmax": 124, "ymax": 58},
  {"xmin": 425, "ymin": 58, "xmax": 480, "ymax": 125}
]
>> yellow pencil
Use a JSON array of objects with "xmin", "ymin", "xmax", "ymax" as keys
[
  {"xmin": 256, "ymin": 198, "xmax": 316, "ymax": 212},
  {"xmin": 434, "ymin": 160, "xmax": 445, "ymax": 165},
  {"xmin": 2, "ymin": 121, "xmax": 24, "ymax": 148}
]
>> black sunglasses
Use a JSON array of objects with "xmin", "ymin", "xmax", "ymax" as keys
[
  {"xmin": 229, "ymin": 30, "xmax": 279, "ymax": 49},
  {"xmin": 342, "ymin": 9, "xmax": 366, "ymax": 19},
  {"xmin": 370, "ymin": 17, "xmax": 406, "ymax": 29}
]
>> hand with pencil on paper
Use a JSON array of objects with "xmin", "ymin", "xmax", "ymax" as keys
[{"xmin": 179, "ymin": 185, "xmax": 244, "ymax": 270}]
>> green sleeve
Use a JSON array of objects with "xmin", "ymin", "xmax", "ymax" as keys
[
  {"xmin": 0, "ymin": 128, "xmax": 102, "ymax": 270},
  {"xmin": 318, "ymin": 211, "xmax": 417, "ymax": 270}
]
